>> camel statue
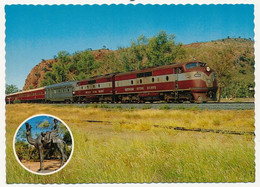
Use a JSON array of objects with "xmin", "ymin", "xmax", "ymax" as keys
[{"xmin": 25, "ymin": 119, "xmax": 67, "ymax": 171}]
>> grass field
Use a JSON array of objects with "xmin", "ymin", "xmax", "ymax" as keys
[{"xmin": 6, "ymin": 104, "xmax": 255, "ymax": 183}]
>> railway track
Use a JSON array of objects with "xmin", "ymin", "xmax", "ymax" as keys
[{"xmin": 56, "ymin": 102, "xmax": 254, "ymax": 110}]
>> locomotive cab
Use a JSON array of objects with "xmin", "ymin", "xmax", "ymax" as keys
[{"xmin": 181, "ymin": 61, "xmax": 217, "ymax": 102}]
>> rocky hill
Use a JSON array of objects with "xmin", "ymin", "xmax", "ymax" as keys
[{"xmin": 23, "ymin": 49, "xmax": 111, "ymax": 90}]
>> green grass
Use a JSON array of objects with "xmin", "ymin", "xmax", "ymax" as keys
[
  {"xmin": 6, "ymin": 104, "xmax": 255, "ymax": 183},
  {"xmin": 159, "ymin": 104, "xmax": 171, "ymax": 110}
]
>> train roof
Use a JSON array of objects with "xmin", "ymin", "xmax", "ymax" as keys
[
  {"xmin": 6, "ymin": 86, "xmax": 45, "ymax": 96},
  {"xmin": 77, "ymin": 73, "xmax": 116, "ymax": 82},
  {"xmin": 45, "ymin": 81, "xmax": 77, "ymax": 89},
  {"xmin": 115, "ymin": 61, "xmax": 195, "ymax": 76}
]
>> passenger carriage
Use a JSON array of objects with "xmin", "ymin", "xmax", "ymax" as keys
[
  {"xmin": 74, "ymin": 73, "xmax": 116, "ymax": 103},
  {"xmin": 5, "ymin": 87, "xmax": 45, "ymax": 104}
]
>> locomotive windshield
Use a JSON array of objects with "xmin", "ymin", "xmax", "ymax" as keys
[{"xmin": 186, "ymin": 62, "xmax": 207, "ymax": 69}]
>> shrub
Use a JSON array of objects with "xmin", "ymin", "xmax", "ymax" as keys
[
  {"xmin": 142, "ymin": 105, "xmax": 152, "ymax": 110},
  {"xmin": 159, "ymin": 104, "xmax": 171, "ymax": 110},
  {"xmin": 100, "ymin": 104, "xmax": 109, "ymax": 108},
  {"xmin": 130, "ymin": 106, "xmax": 136, "ymax": 110},
  {"xmin": 13, "ymin": 99, "xmax": 21, "ymax": 104},
  {"xmin": 174, "ymin": 106, "xmax": 186, "ymax": 110},
  {"xmin": 116, "ymin": 105, "xmax": 122, "ymax": 109},
  {"xmin": 90, "ymin": 104, "xmax": 99, "ymax": 108}
]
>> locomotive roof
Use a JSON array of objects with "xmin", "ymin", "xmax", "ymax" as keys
[
  {"xmin": 78, "ymin": 73, "xmax": 116, "ymax": 82},
  {"xmin": 115, "ymin": 61, "xmax": 193, "ymax": 76},
  {"xmin": 45, "ymin": 81, "xmax": 77, "ymax": 89}
]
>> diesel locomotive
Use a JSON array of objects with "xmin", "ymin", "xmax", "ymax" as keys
[{"xmin": 6, "ymin": 61, "xmax": 218, "ymax": 104}]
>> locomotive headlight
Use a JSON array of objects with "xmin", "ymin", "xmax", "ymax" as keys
[
  {"xmin": 206, "ymin": 67, "xmax": 211, "ymax": 72},
  {"xmin": 194, "ymin": 73, "xmax": 201, "ymax": 77}
]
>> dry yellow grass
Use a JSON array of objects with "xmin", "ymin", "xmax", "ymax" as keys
[{"xmin": 6, "ymin": 104, "xmax": 255, "ymax": 183}]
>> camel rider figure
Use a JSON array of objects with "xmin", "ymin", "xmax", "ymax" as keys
[{"xmin": 41, "ymin": 119, "xmax": 61, "ymax": 144}]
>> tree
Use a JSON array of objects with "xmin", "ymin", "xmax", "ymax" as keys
[
  {"xmin": 145, "ymin": 31, "xmax": 176, "ymax": 67},
  {"xmin": 63, "ymin": 131, "xmax": 72, "ymax": 145},
  {"xmin": 6, "ymin": 84, "xmax": 19, "ymax": 95},
  {"xmin": 210, "ymin": 47, "xmax": 235, "ymax": 102}
]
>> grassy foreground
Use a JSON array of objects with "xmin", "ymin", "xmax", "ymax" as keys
[{"xmin": 6, "ymin": 104, "xmax": 255, "ymax": 183}]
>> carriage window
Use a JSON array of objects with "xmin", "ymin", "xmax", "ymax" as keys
[
  {"xmin": 166, "ymin": 76, "xmax": 169, "ymax": 81},
  {"xmin": 81, "ymin": 86, "xmax": 83, "ymax": 90},
  {"xmin": 98, "ymin": 84, "xmax": 100, "ymax": 88},
  {"xmin": 144, "ymin": 72, "xmax": 152, "ymax": 77},
  {"xmin": 152, "ymin": 78, "xmax": 155, "ymax": 82},
  {"xmin": 131, "ymin": 80, "xmax": 133, "ymax": 85},
  {"xmin": 186, "ymin": 62, "xmax": 198, "ymax": 69},
  {"xmin": 88, "ymin": 80, "xmax": 96, "ymax": 84},
  {"xmin": 87, "ymin": 85, "xmax": 89, "ymax": 88},
  {"xmin": 68, "ymin": 89, "xmax": 70, "ymax": 92},
  {"xmin": 140, "ymin": 79, "xmax": 143, "ymax": 84},
  {"xmin": 93, "ymin": 85, "xmax": 95, "ymax": 88},
  {"xmin": 137, "ymin": 73, "xmax": 144, "ymax": 78}
]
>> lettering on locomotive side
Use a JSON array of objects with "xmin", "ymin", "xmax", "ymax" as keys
[
  {"xmin": 147, "ymin": 86, "xmax": 156, "ymax": 90},
  {"xmin": 125, "ymin": 88, "xmax": 134, "ymax": 91},
  {"xmin": 136, "ymin": 87, "xmax": 145, "ymax": 91},
  {"xmin": 98, "ymin": 90, "xmax": 104, "ymax": 93}
]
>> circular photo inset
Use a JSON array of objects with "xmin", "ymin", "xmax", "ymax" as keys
[{"xmin": 13, "ymin": 114, "xmax": 74, "ymax": 175}]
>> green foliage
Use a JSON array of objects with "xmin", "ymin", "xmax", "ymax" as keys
[
  {"xmin": 142, "ymin": 104, "xmax": 152, "ymax": 110},
  {"xmin": 63, "ymin": 131, "xmax": 72, "ymax": 145},
  {"xmin": 159, "ymin": 104, "xmax": 171, "ymax": 110},
  {"xmin": 6, "ymin": 84, "xmax": 19, "ymax": 95},
  {"xmin": 13, "ymin": 99, "xmax": 21, "ymax": 104}
]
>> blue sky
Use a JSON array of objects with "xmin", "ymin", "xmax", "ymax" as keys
[
  {"xmin": 15, "ymin": 115, "xmax": 66, "ymax": 142},
  {"xmin": 5, "ymin": 4, "xmax": 254, "ymax": 89}
]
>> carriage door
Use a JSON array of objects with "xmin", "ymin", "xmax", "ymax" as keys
[{"xmin": 174, "ymin": 68, "xmax": 179, "ymax": 90}]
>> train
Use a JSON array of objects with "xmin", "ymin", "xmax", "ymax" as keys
[{"xmin": 6, "ymin": 61, "xmax": 218, "ymax": 104}]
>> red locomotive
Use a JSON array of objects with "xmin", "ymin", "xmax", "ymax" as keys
[
  {"xmin": 6, "ymin": 61, "xmax": 217, "ymax": 104},
  {"xmin": 114, "ymin": 61, "xmax": 217, "ymax": 103}
]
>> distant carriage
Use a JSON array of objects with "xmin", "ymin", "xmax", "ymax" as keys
[
  {"xmin": 45, "ymin": 81, "xmax": 76, "ymax": 103},
  {"xmin": 6, "ymin": 61, "xmax": 218, "ymax": 104}
]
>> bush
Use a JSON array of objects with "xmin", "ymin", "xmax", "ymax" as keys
[
  {"xmin": 116, "ymin": 105, "xmax": 122, "ymax": 109},
  {"xmin": 159, "ymin": 104, "xmax": 171, "ymax": 110},
  {"xmin": 130, "ymin": 106, "xmax": 136, "ymax": 110},
  {"xmin": 142, "ymin": 105, "xmax": 152, "ymax": 110},
  {"xmin": 13, "ymin": 99, "xmax": 21, "ymax": 104},
  {"xmin": 100, "ymin": 104, "xmax": 109, "ymax": 108},
  {"xmin": 90, "ymin": 104, "xmax": 99, "ymax": 108}
]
